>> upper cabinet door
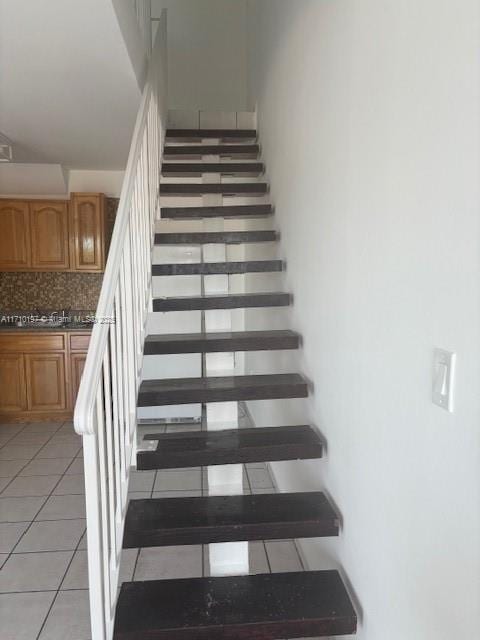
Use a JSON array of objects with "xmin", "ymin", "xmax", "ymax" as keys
[
  {"xmin": 0, "ymin": 200, "xmax": 32, "ymax": 270},
  {"xmin": 71, "ymin": 193, "xmax": 105, "ymax": 271},
  {"xmin": 30, "ymin": 201, "xmax": 69, "ymax": 270}
]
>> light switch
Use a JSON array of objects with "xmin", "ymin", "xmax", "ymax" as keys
[{"xmin": 432, "ymin": 348, "xmax": 456, "ymax": 412}]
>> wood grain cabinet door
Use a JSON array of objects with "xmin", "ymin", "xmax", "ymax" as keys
[
  {"xmin": 0, "ymin": 200, "xmax": 31, "ymax": 270},
  {"xmin": 70, "ymin": 353, "xmax": 87, "ymax": 408},
  {"xmin": 30, "ymin": 201, "xmax": 69, "ymax": 270},
  {"xmin": 25, "ymin": 353, "xmax": 67, "ymax": 412},
  {"xmin": 0, "ymin": 354, "xmax": 27, "ymax": 412},
  {"xmin": 71, "ymin": 194, "xmax": 105, "ymax": 271}
]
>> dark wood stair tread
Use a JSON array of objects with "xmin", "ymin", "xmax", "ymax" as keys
[
  {"xmin": 152, "ymin": 292, "xmax": 291, "ymax": 312},
  {"xmin": 138, "ymin": 424, "xmax": 322, "ymax": 470},
  {"xmin": 155, "ymin": 230, "xmax": 276, "ymax": 244},
  {"xmin": 164, "ymin": 144, "xmax": 259, "ymax": 157},
  {"xmin": 161, "ymin": 204, "xmax": 273, "ymax": 219},
  {"xmin": 123, "ymin": 492, "xmax": 337, "ymax": 548},
  {"xmin": 152, "ymin": 260, "xmax": 283, "ymax": 276},
  {"xmin": 165, "ymin": 129, "xmax": 257, "ymax": 140},
  {"xmin": 162, "ymin": 162, "xmax": 264, "ymax": 176},
  {"xmin": 144, "ymin": 330, "xmax": 299, "ymax": 355},
  {"xmin": 160, "ymin": 183, "xmax": 268, "ymax": 196},
  {"xmin": 114, "ymin": 570, "xmax": 357, "ymax": 639},
  {"xmin": 137, "ymin": 373, "xmax": 308, "ymax": 407}
]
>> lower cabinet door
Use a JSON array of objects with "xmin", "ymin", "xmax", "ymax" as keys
[
  {"xmin": 0, "ymin": 354, "xmax": 27, "ymax": 412},
  {"xmin": 71, "ymin": 353, "xmax": 87, "ymax": 408},
  {"xmin": 25, "ymin": 353, "xmax": 67, "ymax": 412}
]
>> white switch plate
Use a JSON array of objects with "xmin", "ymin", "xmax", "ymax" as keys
[{"xmin": 432, "ymin": 348, "xmax": 456, "ymax": 412}]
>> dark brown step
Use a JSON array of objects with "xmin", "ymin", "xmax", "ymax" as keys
[
  {"xmin": 161, "ymin": 204, "xmax": 273, "ymax": 219},
  {"xmin": 164, "ymin": 144, "xmax": 259, "ymax": 158},
  {"xmin": 137, "ymin": 373, "xmax": 308, "ymax": 407},
  {"xmin": 152, "ymin": 292, "xmax": 291, "ymax": 312},
  {"xmin": 123, "ymin": 492, "xmax": 338, "ymax": 549},
  {"xmin": 160, "ymin": 183, "xmax": 268, "ymax": 196},
  {"xmin": 161, "ymin": 162, "xmax": 264, "ymax": 176},
  {"xmin": 152, "ymin": 260, "xmax": 283, "ymax": 276},
  {"xmin": 155, "ymin": 230, "xmax": 276, "ymax": 245},
  {"xmin": 144, "ymin": 330, "xmax": 299, "ymax": 355},
  {"xmin": 138, "ymin": 425, "xmax": 322, "ymax": 470},
  {"xmin": 165, "ymin": 129, "xmax": 257, "ymax": 141},
  {"xmin": 114, "ymin": 570, "xmax": 357, "ymax": 639}
]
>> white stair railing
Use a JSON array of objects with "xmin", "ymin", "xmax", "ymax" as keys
[
  {"xmin": 134, "ymin": 0, "xmax": 153, "ymax": 54},
  {"xmin": 74, "ymin": 11, "xmax": 167, "ymax": 640}
]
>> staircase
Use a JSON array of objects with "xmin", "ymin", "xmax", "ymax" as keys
[{"xmin": 112, "ymin": 128, "xmax": 357, "ymax": 639}]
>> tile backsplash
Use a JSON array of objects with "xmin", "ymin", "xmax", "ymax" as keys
[{"xmin": 0, "ymin": 272, "xmax": 103, "ymax": 312}]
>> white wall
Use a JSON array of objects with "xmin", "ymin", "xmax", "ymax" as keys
[
  {"xmin": 0, "ymin": 167, "xmax": 124, "ymax": 198},
  {"xmin": 152, "ymin": 0, "xmax": 248, "ymax": 110},
  {"xmin": 246, "ymin": 1, "xmax": 480, "ymax": 638},
  {"xmin": 0, "ymin": 0, "xmax": 140, "ymax": 168},
  {"xmin": 112, "ymin": 0, "xmax": 149, "ymax": 89},
  {"xmin": 68, "ymin": 170, "xmax": 125, "ymax": 197}
]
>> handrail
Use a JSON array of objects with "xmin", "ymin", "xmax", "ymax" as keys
[
  {"xmin": 73, "ymin": 9, "xmax": 167, "ymax": 639},
  {"xmin": 134, "ymin": 0, "xmax": 153, "ymax": 55}
]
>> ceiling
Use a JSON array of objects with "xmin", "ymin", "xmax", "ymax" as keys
[{"xmin": 0, "ymin": 0, "xmax": 141, "ymax": 170}]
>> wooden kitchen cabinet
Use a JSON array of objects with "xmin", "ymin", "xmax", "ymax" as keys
[
  {"xmin": 0, "ymin": 331, "xmax": 90, "ymax": 422},
  {"xmin": 70, "ymin": 332, "xmax": 90, "ymax": 408},
  {"xmin": 30, "ymin": 201, "xmax": 69, "ymax": 270},
  {"xmin": 0, "ymin": 200, "xmax": 32, "ymax": 270},
  {"xmin": 25, "ymin": 353, "xmax": 67, "ymax": 412},
  {"xmin": 70, "ymin": 193, "xmax": 106, "ymax": 272},
  {"xmin": 0, "ymin": 354, "xmax": 27, "ymax": 412},
  {"xmin": 71, "ymin": 353, "xmax": 87, "ymax": 407},
  {"xmin": 0, "ymin": 193, "xmax": 107, "ymax": 272}
]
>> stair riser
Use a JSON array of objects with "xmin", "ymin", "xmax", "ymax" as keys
[
  {"xmin": 165, "ymin": 129, "xmax": 257, "ymax": 141},
  {"xmin": 160, "ymin": 184, "xmax": 268, "ymax": 196},
  {"xmin": 164, "ymin": 145, "xmax": 259, "ymax": 157},
  {"xmin": 138, "ymin": 383, "xmax": 308, "ymax": 407},
  {"xmin": 114, "ymin": 620, "xmax": 356, "ymax": 640},
  {"xmin": 152, "ymin": 294, "xmax": 291, "ymax": 312},
  {"xmin": 162, "ymin": 164, "xmax": 264, "ymax": 177},
  {"xmin": 143, "ymin": 335, "xmax": 298, "ymax": 355},
  {"xmin": 152, "ymin": 261, "xmax": 283, "ymax": 276},
  {"xmin": 137, "ymin": 443, "xmax": 322, "ymax": 470},
  {"xmin": 123, "ymin": 520, "xmax": 338, "ymax": 549},
  {"xmin": 161, "ymin": 205, "xmax": 273, "ymax": 219},
  {"xmin": 155, "ymin": 231, "xmax": 277, "ymax": 244}
]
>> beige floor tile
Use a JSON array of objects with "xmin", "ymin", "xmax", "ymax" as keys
[
  {"xmin": 0, "ymin": 591, "xmax": 56, "ymax": 640},
  {"xmin": 0, "ymin": 522, "xmax": 30, "ymax": 553},
  {"xmin": 0, "ymin": 459, "xmax": 27, "ymax": 478},
  {"xmin": 35, "ymin": 495, "xmax": 86, "ymax": 521},
  {"xmin": 1, "ymin": 475, "xmax": 61, "ymax": 497},
  {"xmin": 0, "ymin": 496, "xmax": 46, "ymax": 522},
  {"xmin": 16, "ymin": 519, "xmax": 85, "ymax": 552},
  {"xmin": 0, "ymin": 551, "xmax": 73, "ymax": 592},
  {"xmin": 134, "ymin": 545, "xmax": 202, "ymax": 581},
  {"xmin": 19, "ymin": 458, "xmax": 71, "ymax": 477},
  {"xmin": 38, "ymin": 590, "xmax": 91, "ymax": 640}
]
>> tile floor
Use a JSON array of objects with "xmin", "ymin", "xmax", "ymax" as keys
[{"xmin": 0, "ymin": 418, "xmax": 308, "ymax": 640}]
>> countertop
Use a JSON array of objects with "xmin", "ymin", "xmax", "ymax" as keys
[{"xmin": 0, "ymin": 322, "xmax": 94, "ymax": 332}]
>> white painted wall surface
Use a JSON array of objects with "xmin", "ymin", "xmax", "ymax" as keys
[
  {"xmin": 246, "ymin": 1, "xmax": 480, "ymax": 638},
  {"xmin": 112, "ymin": 0, "xmax": 149, "ymax": 88},
  {"xmin": 68, "ymin": 170, "xmax": 125, "ymax": 197},
  {"xmin": 0, "ymin": 164, "xmax": 68, "ymax": 196},
  {"xmin": 152, "ymin": 0, "xmax": 248, "ymax": 110},
  {"xmin": 0, "ymin": 0, "xmax": 140, "ymax": 168}
]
